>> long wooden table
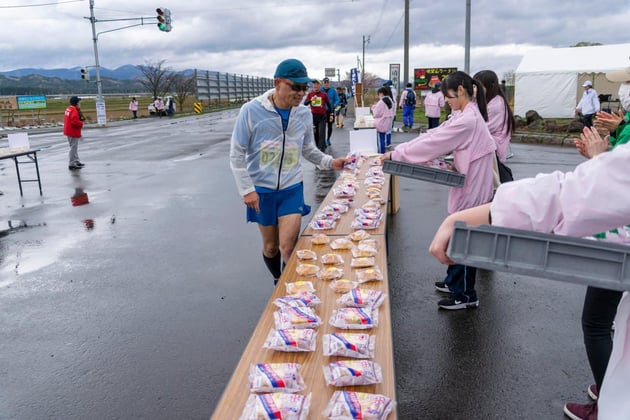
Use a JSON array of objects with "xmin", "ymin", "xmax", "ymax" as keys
[{"xmin": 212, "ymin": 159, "xmax": 397, "ymax": 419}]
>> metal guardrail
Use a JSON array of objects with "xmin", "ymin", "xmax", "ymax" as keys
[{"xmin": 194, "ymin": 69, "xmax": 274, "ymax": 103}]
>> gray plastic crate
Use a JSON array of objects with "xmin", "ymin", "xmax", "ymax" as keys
[
  {"xmin": 447, "ymin": 222, "xmax": 630, "ymax": 291},
  {"xmin": 382, "ymin": 159, "xmax": 465, "ymax": 187}
]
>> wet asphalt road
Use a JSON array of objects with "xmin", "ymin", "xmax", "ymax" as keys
[{"xmin": 0, "ymin": 112, "xmax": 590, "ymax": 420}]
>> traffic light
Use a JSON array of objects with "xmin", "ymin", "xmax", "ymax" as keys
[
  {"xmin": 80, "ymin": 67, "xmax": 90, "ymax": 81},
  {"xmin": 156, "ymin": 7, "xmax": 171, "ymax": 32}
]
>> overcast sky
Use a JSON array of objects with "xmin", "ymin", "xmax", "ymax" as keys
[{"xmin": 2, "ymin": 0, "xmax": 629, "ymax": 82}]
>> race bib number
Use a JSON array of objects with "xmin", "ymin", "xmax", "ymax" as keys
[
  {"xmin": 259, "ymin": 140, "xmax": 299, "ymax": 169},
  {"xmin": 311, "ymin": 96, "xmax": 323, "ymax": 108}
]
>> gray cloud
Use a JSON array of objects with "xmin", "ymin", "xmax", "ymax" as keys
[{"xmin": 2, "ymin": 0, "xmax": 629, "ymax": 82}]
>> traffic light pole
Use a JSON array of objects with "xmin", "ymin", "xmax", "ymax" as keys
[
  {"xmin": 86, "ymin": 0, "xmax": 164, "ymax": 125},
  {"xmin": 88, "ymin": 0, "xmax": 102, "ymax": 103}
]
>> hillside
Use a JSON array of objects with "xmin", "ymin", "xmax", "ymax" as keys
[{"xmin": 0, "ymin": 65, "xmax": 195, "ymax": 95}]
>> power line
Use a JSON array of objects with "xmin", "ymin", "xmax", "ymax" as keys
[{"xmin": 0, "ymin": 0, "xmax": 83, "ymax": 8}]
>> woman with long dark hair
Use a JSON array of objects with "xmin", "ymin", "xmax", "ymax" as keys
[{"xmin": 381, "ymin": 71, "xmax": 496, "ymax": 310}]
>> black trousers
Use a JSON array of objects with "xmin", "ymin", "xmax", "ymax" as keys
[
  {"xmin": 582, "ymin": 286, "xmax": 623, "ymax": 389},
  {"xmin": 312, "ymin": 113, "xmax": 327, "ymax": 152}
]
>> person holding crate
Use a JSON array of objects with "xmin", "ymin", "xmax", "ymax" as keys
[
  {"xmin": 230, "ymin": 59, "xmax": 347, "ymax": 286},
  {"xmin": 429, "ymin": 124, "xmax": 630, "ymax": 420},
  {"xmin": 381, "ymin": 71, "xmax": 496, "ymax": 310}
]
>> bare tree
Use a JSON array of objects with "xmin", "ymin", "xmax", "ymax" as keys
[
  {"xmin": 171, "ymin": 73, "xmax": 197, "ymax": 113},
  {"xmin": 137, "ymin": 60, "xmax": 176, "ymax": 99}
]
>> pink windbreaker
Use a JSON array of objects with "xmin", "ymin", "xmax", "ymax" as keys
[
  {"xmin": 391, "ymin": 102, "xmax": 496, "ymax": 213},
  {"xmin": 424, "ymin": 91, "xmax": 445, "ymax": 118},
  {"xmin": 491, "ymin": 142, "xmax": 630, "ymax": 237},
  {"xmin": 486, "ymin": 96, "xmax": 511, "ymax": 163},
  {"xmin": 371, "ymin": 97, "xmax": 395, "ymax": 133}
]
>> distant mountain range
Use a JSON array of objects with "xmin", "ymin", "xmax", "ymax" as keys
[
  {"xmin": 0, "ymin": 65, "xmax": 145, "ymax": 80},
  {"xmin": 0, "ymin": 65, "xmax": 195, "ymax": 95}
]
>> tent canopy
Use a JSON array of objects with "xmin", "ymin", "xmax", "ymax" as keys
[{"xmin": 514, "ymin": 43, "xmax": 630, "ymax": 118}]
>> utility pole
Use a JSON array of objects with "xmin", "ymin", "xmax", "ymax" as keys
[
  {"xmin": 464, "ymin": 0, "xmax": 471, "ymax": 73},
  {"xmin": 404, "ymin": 0, "xmax": 409, "ymax": 86},
  {"xmin": 362, "ymin": 35, "xmax": 370, "ymax": 93},
  {"xmin": 89, "ymin": 0, "xmax": 103, "ymax": 103}
]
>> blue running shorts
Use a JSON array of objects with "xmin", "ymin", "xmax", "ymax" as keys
[{"xmin": 247, "ymin": 183, "xmax": 311, "ymax": 226}]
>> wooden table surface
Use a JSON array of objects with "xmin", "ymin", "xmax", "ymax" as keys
[{"xmin": 211, "ymin": 236, "xmax": 397, "ymax": 419}]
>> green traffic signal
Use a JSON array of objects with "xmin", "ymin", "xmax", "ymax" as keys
[{"xmin": 156, "ymin": 7, "xmax": 171, "ymax": 32}]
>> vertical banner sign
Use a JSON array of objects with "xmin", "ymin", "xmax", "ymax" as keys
[
  {"xmin": 350, "ymin": 68, "xmax": 359, "ymax": 97},
  {"xmin": 95, "ymin": 99, "xmax": 107, "ymax": 126},
  {"xmin": 414, "ymin": 67, "xmax": 457, "ymax": 90},
  {"xmin": 389, "ymin": 64, "xmax": 400, "ymax": 91}
]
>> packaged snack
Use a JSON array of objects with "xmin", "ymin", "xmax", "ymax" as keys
[
  {"xmin": 329, "ymin": 279, "xmax": 359, "ymax": 294},
  {"xmin": 320, "ymin": 253, "xmax": 344, "ymax": 265},
  {"xmin": 364, "ymin": 176, "xmax": 385, "ymax": 186},
  {"xmin": 273, "ymin": 293, "xmax": 321, "ymax": 308},
  {"xmin": 354, "ymin": 267, "xmax": 384, "ymax": 283},
  {"xmin": 286, "ymin": 281, "xmax": 315, "ymax": 295},
  {"xmin": 323, "ymin": 203, "xmax": 349, "ymax": 214},
  {"xmin": 239, "ymin": 392, "xmax": 311, "ymax": 420},
  {"xmin": 351, "ymin": 244, "xmax": 378, "ymax": 258},
  {"xmin": 329, "ymin": 307, "xmax": 377, "ymax": 329},
  {"xmin": 366, "ymin": 191, "xmax": 384, "ymax": 201},
  {"xmin": 333, "ymin": 185, "xmax": 356, "ymax": 198},
  {"xmin": 330, "ymin": 198, "xmax": 354, "ymax": 208},
  {"xmin": 323, "ymin": 360, "xmax": 383, "ymax": 387},
  {"xmin": 366, "ymin": 166, "xmax": 384, "ymax": 177},
  {"xmin": 354, "ymin": 208, "xmax": 382, "ymax": 220},
  {"xmin": 337, "ymin": 288, "xmax": 386, "ymax": 308},
  {"xmin": 358, "ymin": 238, "xmax": 379, "ymax": 250},
  {"xmin": 296, "ymin": 263, "xmax": 320, "ymax": 277},
  {"xmin": 322, "ymin": 332, "xmax": 376, "ymax": 358},
  {"xmin": 310, "ymin": 233, "xmax": 330, "ymax": 245},
  {"xmin": 309, "ymin": 218, "xmax": 336, "ymax": 230},
  {"xmin": 274, "ymin": 307, "xmax": 322, "ymax": 329},
  {"xmin": 322, "ymin": 391, "xmax": 395, "ymax": 420},
  {"xmin": 350, "ymin": 257, "xmax": 375, "ymax": 268},
  {"xmin": 362, "ymin": 199, "xmax": 385, "ymax": 209},
  {"xmin": 348, "ymin": 229, "xmax": 371, "ymax": 242},
  {"xmin": 263, "ymin": 328, "xmax": 317, "ymax": 352},
  {"xmin": 317, "ymin": 208, "xmax": 341, "ymax": 221},
  {"xmin": 296, "ymin": 249, "xmax": 317, "ymax": 261},
  {"xmin": 318, "ymin": 266, "xmax": 344, "ymax": 281},
  {"xmin": 351, "ymin": 217, "xmax": 382, "ymax": 230},
  {"xmin": 330, "ymin": 237, "xmax": 353, "ymax": 250},
  {"xmin": 248, "ymin": 363, "xmax": 305, "ymax": 393}
]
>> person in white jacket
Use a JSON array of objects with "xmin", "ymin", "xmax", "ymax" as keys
[
  {"xmin": 230, "ymin": 58, "xmax": 347, "ymax": 285},
  {"xmin": 429, "ymin": 127, "xmax": 630, "ymax": 420}
]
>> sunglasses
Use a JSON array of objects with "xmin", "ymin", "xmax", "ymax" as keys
[{"xmin": 282, "ymin": 79, "xmax": 308, "ymax": 92}]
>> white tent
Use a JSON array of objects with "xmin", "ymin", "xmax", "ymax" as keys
[{"xmin": 514, "ymin": 43, "xmax": 630, "ymax": 118}]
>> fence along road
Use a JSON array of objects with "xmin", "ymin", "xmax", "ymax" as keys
[{"xmin": 194, "ymin": 69, "xmax": 274, "ymax": 106}]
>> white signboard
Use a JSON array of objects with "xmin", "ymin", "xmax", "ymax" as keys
[
  {"xmin": 349, "ymin": 129, "xmax": 377, "ymax": 153},
  {"xmin": 96, "ymin": 99, "xmax": 107, "ymax": 126}
]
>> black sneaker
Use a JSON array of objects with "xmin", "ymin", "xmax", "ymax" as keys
[
  {"xmin": 76, "ymin": 162, "xmax": 85, "ymax": 167},
  {"xmin": 68, "ymin": 165, "xmax": 82, "ymax": 170},
  {"xmin": 434, "ymin": 281, "xmax": 450, "ymax": 293},
  {"xmin": 438, "ymin": 296, "xmax": 479, "ymax": 310}
]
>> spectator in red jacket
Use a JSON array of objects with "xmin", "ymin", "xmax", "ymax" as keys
[
  {"xmin": 304, "ymin": 80, "xmax": 330, "ymax": 152},
  {"xmin": 63, "ymin": 96, "xmax": 85, "ymax": 170}
]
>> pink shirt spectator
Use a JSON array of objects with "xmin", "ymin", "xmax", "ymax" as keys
[
  {"xmin": 486, "ymin": 96, "xmax": 511, "ymax": 163},
  {"xmin": 424, "ymin": 91, "xmax": 445, "ymax": 118},
  {"xmin": 391, "ymin": 102, "xmax": 496, "ymax": 213},
  {"xmin": 371, "ymin": 97, "xmax": 395, "ymax": 133}
]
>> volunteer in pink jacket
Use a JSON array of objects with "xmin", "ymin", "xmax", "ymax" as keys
[
  {"xmin": 381, "ymin": 71, "xmax": 496, "ymax": 310},
  {"xmin": 473, "ymin": 70, "xmax": 514, "ymax": 163},
  {"xmin": 429, "ymin": 132, "xmax": 630, "ymax": 420},
  {"xmin": 372, "ymin": 86, "xmax": 396, "ymax": 153}
]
